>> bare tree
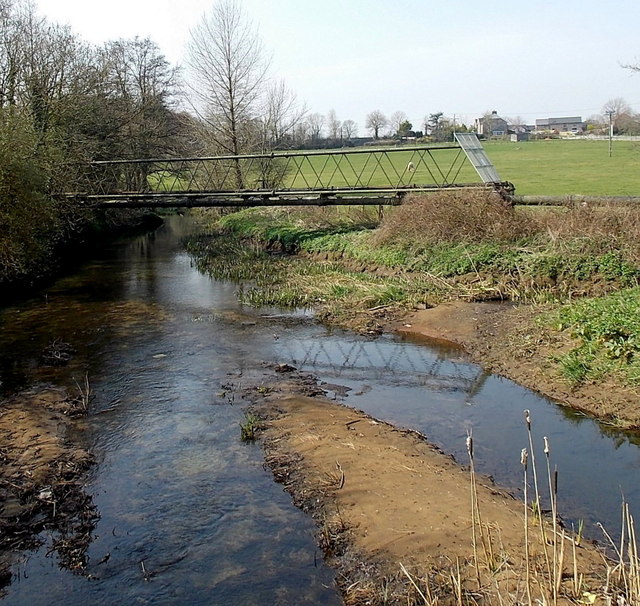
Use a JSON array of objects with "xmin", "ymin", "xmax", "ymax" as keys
[
  {"xmin": 327, "ymin": 108, "xmax": 341, "ymax": 140},
  {"xmin": 622, "ymin": 59, "xmax": 640, "ymax": 74},
  {"xmin": 506, "ymin": 115, "xmax": 526, "ymax": 127},
  {"xmin": 307, "ymin": 112, "xmax": 324, "ymax": 142},
  {"xmin": 292, "ymin": 119, "xmax": 310, "ymax": 146},
  {"xmin": 342, "ymin": 119, "xmax": 357, "ymax": 139},
  {"xmin": 260, "ymin": 79, "xmax": 306, "ymax": 149},
  {"xmin": 187, "ymin": 0, "xmax": 269, "ymax": 187},
  {"xmin": 254, "ymin": 79, "xmax": 306, "ymax": 187},
  {"xmin": 365, "ymin": 109, "xmax": 387, "ymax": 139},
  {"xmin": 0, "ymin": 0, "xmax": 20, "ymax": 108},
  {"xmin": 389, "ymin": 110, "xmax": 408, "ymax": 136},
  {"xmin": 102, "ymin": 38, "xmax": 179, "ymax": 158},
  {"xmin": 602, "ymin": 97, "xmax": 632, "ymax": 119},
  {"xmin": 2, "ymin": 3, "xmax": 85, "ymax": 137}
]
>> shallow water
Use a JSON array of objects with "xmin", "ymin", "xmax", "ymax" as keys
[
  {"xmin": 276, "ymin": 330, "xmax": 640, "ymax": 532},
  {"xmin": 1, "ymin": 215, "xmax": 639, "ymax": 604},
  {"xmin": 0, "ymin": 218, "xmax": 340, "ymax": 605}
]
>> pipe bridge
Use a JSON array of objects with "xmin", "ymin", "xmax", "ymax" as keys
[{"xmin": 60, "ymin": 134, "xmax": 511, "ymax": 208}]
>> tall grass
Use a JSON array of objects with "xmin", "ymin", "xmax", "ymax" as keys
[{"xmin": 445, "ymin": 412, "xmax": 640, "ymax": 605}]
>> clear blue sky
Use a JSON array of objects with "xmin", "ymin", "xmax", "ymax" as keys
[{"xmin": 40, "ymin": 0, "xmax": 640, "ymax": 131}]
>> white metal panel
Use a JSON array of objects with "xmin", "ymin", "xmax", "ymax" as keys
[{"xmin": 454, "ymin": 133, "xmax": 502, "ymax": 183}]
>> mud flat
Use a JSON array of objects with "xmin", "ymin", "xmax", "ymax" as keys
[{"xmin": 247, "ymin": 368, "xmax": 608, "ymax": 605}]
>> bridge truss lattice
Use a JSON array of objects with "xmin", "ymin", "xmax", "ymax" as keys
[{"xmin": 60, "ymin": 134, "xmax": 510, "ymax": 208}]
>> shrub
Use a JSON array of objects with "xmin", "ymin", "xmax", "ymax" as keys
[
  {"xmin": 0, "ymin": 110, "xmax": 60, "ymax": 284},
  {"xmin": 375, "ymin": 190, "xmax": 537, "ymax": 246},
  {"xmin": 536, "ymin": 202, "xmax": 640, "ymax": 263}
]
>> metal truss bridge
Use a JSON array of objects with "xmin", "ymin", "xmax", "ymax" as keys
[{"xmin": 60, "ymin": 133, "xmax": 511, "ymax": 208}]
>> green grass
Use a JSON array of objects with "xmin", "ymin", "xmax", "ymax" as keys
[
  {"xmin": 148, "ymin": 139, "xmax": 640, "ymax": 198},
  {"xmin": 280, "ymin": 145, "xmax": 475, "ymax": 190},
  {"xmin": 286, "ymin": 140, "xmax": 640, "ymax": 197},
  {"xmin": 482, "ymin": 139, "xmax": 640, "ymax": 196},
  {"xmin": 545, "ymin": 287, "xmax": 640, "ymax": 387}
]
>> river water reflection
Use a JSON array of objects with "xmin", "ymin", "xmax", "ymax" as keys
[{"xmin": 0, "ymin": 215, "xmax": 639, "ymax": 604}]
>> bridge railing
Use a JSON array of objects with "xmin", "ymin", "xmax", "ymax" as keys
[{"xmin": 62, "ymin": 145, "xmax": 481, "ymax": 199}]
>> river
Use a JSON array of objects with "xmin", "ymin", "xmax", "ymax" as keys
[{"xmin": 0, "ymin": 215, "xmax": 639, "ymax": 604}]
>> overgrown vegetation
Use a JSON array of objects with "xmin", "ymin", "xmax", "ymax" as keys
[
  {"xmin": 548, "ymin": 287, "xmax": 640, "ymax": 387},
  {"xmin": 188, "ymin": 191, "xmax": 640, "ymax": 394},
  {"xmin": 0, "ymin": 112, "xmax": 61, "ymax": 284},
  {"xmin": 0, "ymin": 1, "xmax": 189, "ymax": 290}
]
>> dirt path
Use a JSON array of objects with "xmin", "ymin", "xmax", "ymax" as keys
[
  {"xmin": 247, "ymin": 369, "xmax": 609, "ymax": 606},
  {"xmin": 394, "ymin": 301, "xmax": 640, "ymax": 428}
]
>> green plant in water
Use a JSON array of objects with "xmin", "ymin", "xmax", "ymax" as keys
[{"xmin": 240, "ymin": 413, "xmax": 260, "ymax": 442}]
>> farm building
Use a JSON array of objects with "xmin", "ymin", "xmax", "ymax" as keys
[
  {"xmin": 535, "ymin": 116, "xmax": 585, "ymax": 133},
  {"xmin": 474, "ymin": 110, "xmax": 509, "ymax": 137}
]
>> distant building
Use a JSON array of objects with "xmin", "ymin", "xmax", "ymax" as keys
[
  {"xmin": 475, "ymin": 110, "xmax": 509, "ymax": 137},
  {"xmin": 510, "ymin": 124, "xmax": 533, "ymax": 134},
  {"xmin": 535, "ymin": 116, "xmax": 584, "ymax": 133}
]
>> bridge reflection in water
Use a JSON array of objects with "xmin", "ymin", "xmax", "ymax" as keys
[{"xmin": 274, "ymin": 332, "xmax": 489, "ymax": 399}]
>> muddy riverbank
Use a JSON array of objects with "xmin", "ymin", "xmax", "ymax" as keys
[
  {"xmin": 3, "ymin": 214, "xmax": 639, "ymax": 605},
  {"xmin": 245, "ymin": 368, "xmax": 608, "ymax": 605},
  {"xmin": 392, "ymin": 301, "xmax": 640, "ymax": 428}
]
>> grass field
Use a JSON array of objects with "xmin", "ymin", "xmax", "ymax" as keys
[
  {"xmin": 280, "ymin": 139, "xmax": 640, "ymax": 197},
  {"xmin": 148, "ymin": 138, "xmax": 640, "ymax": 198},
  {"xmin": 483, "ymin": 139, "xmax": 640, "ymax": 196}
]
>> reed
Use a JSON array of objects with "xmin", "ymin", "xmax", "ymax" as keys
[
  {"xmin": 543, "ymin": 436, "xmax": 559, "ymax": 605},
  {"xmin": 521, "ymin": 447, "xmax": 532, "ymax": 605},
  {"xmin": 392, "ymin": 429, "xmax": 640, "ymax": 604},
  {"xmin": 523, "ymin": 410, "xmax": 552, "ymax": 593},
  {"xmin": 466, "ymin": 432, "xmax": 482, "ymax": 588},
  {"xmin": 72, "ymin": 372, "xmax": 92, "ymax": 414},
  {"xmin": 598, "ymin": 501, "xmax": 640, "ymax": 603}
]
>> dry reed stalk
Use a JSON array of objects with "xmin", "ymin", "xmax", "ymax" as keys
[
  {"xmin": 544, "ymin": 436, "xmax": 559, "ymax": 606},
  {"xmin": 626, "ymin": 504, "xmax": 640, "ymax": 598},
  {"xmin": 620, "ymin": 504, "xmax": 630, "ymax": 595},
  {"xmin": 523, "ymin": 411, "xmax": 541, "ymax": 512},
  {"xmin": 571, "ymin": 524, "xmax": 583, "ymax": 598},
  {"xmin": 467, "ymin": 433, "xmax": 482, "ymax": 589},
  {"xmin": 521, "ymin": 448, "xmax": 533, "ymax": 606},
  {"xmin": 453, "ymin": 557, "xmax": 463, "ymax": 606},
  {"xmin": 399, "ymin": 562, "xmax": 435, "ymax": 605},
  {"xmin": 556, "ymin": 529, "xmax": 566, "ymax": 598},
  {"xmin": 524, "ymin": 409, "xmax": 552, "ymax": 594}
]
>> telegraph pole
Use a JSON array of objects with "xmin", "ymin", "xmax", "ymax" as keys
[{"xmin": 606, "ymin": 110, "xmax": 615, "ymax": 157}]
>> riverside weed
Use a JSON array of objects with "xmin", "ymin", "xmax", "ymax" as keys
[{"xmin": 240, "ymin": 413, "xmax": 260, "ymax": 442}]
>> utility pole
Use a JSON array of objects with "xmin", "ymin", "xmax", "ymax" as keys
[{"xmin": 606, "ymin": 110, "xmax": 615, "ymax": 157}]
